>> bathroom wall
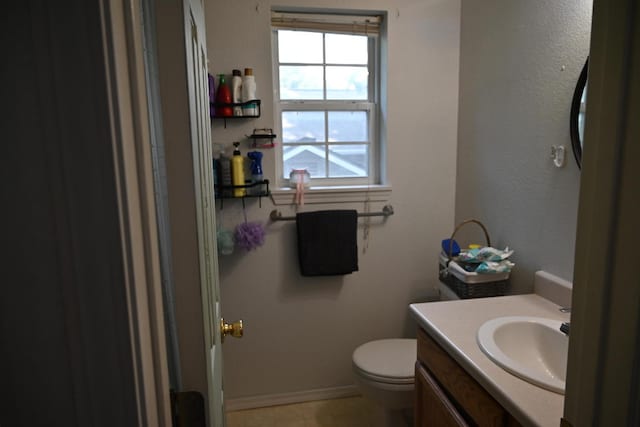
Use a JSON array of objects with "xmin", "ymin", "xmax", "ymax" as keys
[
  {"xmin": 455, "ymin": 0, "xmax": 592, "ymax": 293},
  {"xmin": 205, "ymin": 0, "xmax": 461, "ymax": 400}
]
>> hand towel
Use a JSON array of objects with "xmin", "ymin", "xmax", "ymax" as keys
[{"xmin": 296, "ymin": 210, "xmax": 358, "ymax": 276}]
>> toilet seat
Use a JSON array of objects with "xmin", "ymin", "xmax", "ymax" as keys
[{"xmin": 352, "ymin": 339, "xmax": 417, "ymax": 385}]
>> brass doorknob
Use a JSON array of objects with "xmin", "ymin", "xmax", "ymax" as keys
[{"xmin": 220, "ymin": 318, "xmax": 243, "ymax": 342}]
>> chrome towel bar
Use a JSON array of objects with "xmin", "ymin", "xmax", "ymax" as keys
[{"xmin": 269, "ymin": 204, "xmax": 394, "ymax": 222}]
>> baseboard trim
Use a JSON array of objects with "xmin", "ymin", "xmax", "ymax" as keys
[{"xmin": 225, "ymin": 385, "xmax": 360, "ymax": 411}]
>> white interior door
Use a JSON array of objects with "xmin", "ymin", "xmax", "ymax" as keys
[{"xmin": 183, "ymin": 1, "xmax": 225, "ymax": 425}]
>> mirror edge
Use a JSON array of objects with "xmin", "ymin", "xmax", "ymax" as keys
[{"xmin": 570, "ymin": 58, "xmax": 589, "ymax": 169}]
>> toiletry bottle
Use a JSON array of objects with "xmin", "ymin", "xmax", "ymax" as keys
[
  {"xmin": 247, "ymin": 151, "xmax": 263, "ymax": 195},
  {"xmin": 212, "ymin": 159, "xmax": 218, "ymax": 198},
  {"xmin": 217, "ymin": 147, "xmax": 233, "ymax": 198},
  {"xmin": 212, "ymin": 143, "xmax": 222, "ymax": 197},
  {"xmin": 215, "ymin": 74, "xmax": 232, "ymax": 117},
  {"xmin": 208, "ymin": 73, "xmax": 216, "ymax": 118},
  {"xmin": 231, "ymin": 69, "xmax": 243, "ymax": 116},
  {"xmin": 241, "ymin": 68, "xmax": 257, "ymax": 116},
  {"xmin": 231, "ymin": 142, "xmax": 246, "ymax": 197}
]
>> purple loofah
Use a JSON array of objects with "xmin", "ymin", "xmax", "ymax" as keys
[{"xmin": 235, "ymin": 221, "xmax": 266, "ymax": 251}]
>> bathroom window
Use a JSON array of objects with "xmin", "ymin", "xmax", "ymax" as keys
[{"xmin": 271, "ymin": 11, "xmax": 383, "ymax": 188}]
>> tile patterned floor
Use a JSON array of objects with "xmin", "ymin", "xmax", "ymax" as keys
[{"xmin": 225, "ymin": 396, "xmax": 376, "ymax": 427}]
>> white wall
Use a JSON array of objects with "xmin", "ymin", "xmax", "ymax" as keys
[
  {"xmin": 206, "ymin": 0, "xmax": 461, "ymax": 399},
  {"xmin": 455, "ymin": 0, "xmax": 592, "ymax": 294}
]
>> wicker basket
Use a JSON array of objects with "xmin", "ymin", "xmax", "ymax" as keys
[{"xmin": 439, "ymin": 219, "xmax": 509, "ymax": 299}]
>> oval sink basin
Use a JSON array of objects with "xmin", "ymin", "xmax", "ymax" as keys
[{"xmin": 477, "ymin": 316, "xmax": 568, "ymax": 394}]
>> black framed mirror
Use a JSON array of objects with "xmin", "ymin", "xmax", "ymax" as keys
[{"xmin": 570, "ymin": 58, "xmax": 588, "ymax": 169}]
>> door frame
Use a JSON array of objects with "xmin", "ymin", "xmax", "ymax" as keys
[
  {"xmin": 105, "ymin": 0, "xmax": 640, "ymax": 424},
  {"xmin": 564, "ymin": 0, "xmax": 640, "ymax": 424},
  {"xmin": 101, "ymin": 0, "xmax": 172, "ymax": 424}
]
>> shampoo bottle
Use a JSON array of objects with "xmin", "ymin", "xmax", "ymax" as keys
[
  {"xmin": 231, "ymin": 69, "xmax": 243, "ymax": 116},
  {"xmin": 231, "ymin": 142, "xmax": 246, "ymax": 197},
  {"xmin": 241, "ymin": 68, "xmax": 257, "ymax": 116},
  {"xmin": 247, "ymin": 151, "xmax": 263, "ymax": 195}
]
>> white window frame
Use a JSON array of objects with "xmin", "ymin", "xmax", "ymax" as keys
[{"xmin": 271, "ymin": 15, "xmax": 382, "ymax": 191}]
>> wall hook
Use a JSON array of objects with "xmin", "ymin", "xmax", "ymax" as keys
[{"xmin": 550, "ymin": 145, "xmax": 566, "ymax": 168}]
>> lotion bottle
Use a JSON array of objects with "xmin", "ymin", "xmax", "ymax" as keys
[{"xmin": 231, "ymin": 142, "xmax": 246, "ymax": 197}]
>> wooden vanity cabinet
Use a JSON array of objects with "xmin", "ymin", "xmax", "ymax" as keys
[{"xmin": 415, "ymin": 327, "xmax": 522, "ymax": 427}]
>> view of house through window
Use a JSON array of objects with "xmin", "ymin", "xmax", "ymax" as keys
[{"xmin": 272, "ymin": 12, "xmax": 381, "ymax": 186}]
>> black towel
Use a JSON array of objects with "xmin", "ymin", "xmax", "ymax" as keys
[{"xmin": 296, "ymin": 210, "xmax": 358, "ymax": 276}]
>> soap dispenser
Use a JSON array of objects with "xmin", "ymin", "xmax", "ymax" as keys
[{"xmin": 231, "ymin": 142, "xmax": 246, "ymax": 197}]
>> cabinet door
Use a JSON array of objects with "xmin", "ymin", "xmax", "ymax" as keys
[
  {"xmin": 415, "ymin": 362, "xmax": 469, "ymax": 427},
  {"xmin": 418, "ymin": 328, "xmax": 509, "ymax": 426}
]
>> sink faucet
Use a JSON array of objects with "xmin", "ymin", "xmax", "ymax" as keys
[{"xmin": 559, "ymin": 307, "xmax": 571, "ymax": 335}]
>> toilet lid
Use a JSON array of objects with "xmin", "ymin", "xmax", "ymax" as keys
[{"xmin": 352, "ymin": 339, "xmax": 416, "ymax": 384}]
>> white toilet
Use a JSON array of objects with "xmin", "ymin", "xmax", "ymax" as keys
[{"xmin": 352, "ymin": 338, "xmax": 417, "ymax": 427}]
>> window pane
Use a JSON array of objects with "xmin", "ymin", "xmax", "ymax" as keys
[
  {"xmin": 325, "ymin": 34, "xmax": 368, "ymax": 64},
  {"xmin": 283, "ymin": 145, "xmax": 327, "ymax": 178},
  {"xmin": 326, "ymin": 66, "xmax": 368, "ymax": 100},
  {"xmin": 282, "ymin": 111, "xmax": 325, "ymax": 143},
  {"xmin": 279, "ymin": 66, "xmax": 323, "ymax": 100},
  {"xmin": 328, "ymin": 111, "xmax": 367, "ymax": 142},
  {"xmin": 278, "ymin": 30, "xmax": 323, "ymax": 63},
  {"xmin": 328, "ymin": 144, "xmax": 368, "ymax": 177}
]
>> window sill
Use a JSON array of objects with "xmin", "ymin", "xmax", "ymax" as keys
[{"xmin": 270, "ymin": 184, "xmax": 392, "ymax": 205}]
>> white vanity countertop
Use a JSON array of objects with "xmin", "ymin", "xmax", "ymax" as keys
[{"xmin": 410, "ymin": 294, "xmax": 570, "ymax": 427}]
